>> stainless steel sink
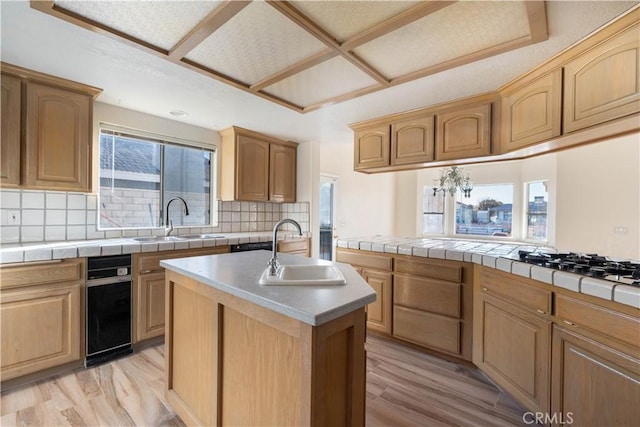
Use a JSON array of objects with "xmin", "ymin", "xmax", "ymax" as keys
[
  {"xmin": 258, "ymin": 264, "xmax": 346, "ymax": 286},
  {"xmin": 178, "ymin": 234, "xmax": 226, "ymax": 239},
  {"xmin": 132, "ymin": 236, "xmax": 186, "ymax": 242}
]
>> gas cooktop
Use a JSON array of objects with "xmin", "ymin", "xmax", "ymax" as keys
[{"xmin": 516, "ymin": 251, "xmax": 640, "ymax": 287}]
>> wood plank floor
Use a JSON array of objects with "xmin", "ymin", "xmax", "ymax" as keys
[{"xmin": 1, "ymin": 335, "xmax": 528, "ymax": 426}]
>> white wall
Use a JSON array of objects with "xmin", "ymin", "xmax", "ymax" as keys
[
  {"xmin": 320, "ymin": 142, "xmax": 396, "ymax": 239},
  {"xmin": 394, "ymin": 171, "xmax": 418, "ymax": 237},
  {"xmin": 297, "ymin": 141, "xmax": 321, "ymax": 257},
  {"xmin": 556, "ymin": 133, "xmax": 640, "ymax": 259}
]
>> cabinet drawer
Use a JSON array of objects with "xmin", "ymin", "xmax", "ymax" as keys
[
  {"xmin": 393, "ymin": 306, "xmax": 461, "ymax": 355},
  {"xmin": 336, "ymin": 250, "xmax": 392, "ymax": 272},
  {"xmin": 0, "ymin": 259, "xmax": 84, "ymax": 289},
  {"xmin": 394, "ymin": 275, "xmax": 461, "ymax": 318},
  {"xmin": 395, "ymin": 257, "xmax": 461, "ymax": 282},
  {"xmin": 135, "ymin": 246, "xmax": 229, "ymax": 273},
  {"xmin": 479, "ymin": 267, "xmax": 552, "ymax": 314},
  {"xmin": 556, "ymin": 294, "xmax": 640, "ymax": 348}
]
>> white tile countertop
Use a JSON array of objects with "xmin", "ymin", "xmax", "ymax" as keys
[
  {"xmin": 161, "ymin": 251, "xmax": 376, "ymax": 326},
  {"xmin": 0, "ymin": 231, "xmax": 309, "ymax": 264},
  {"xmin": 337, "ymin": 236, "xmax": 640, "ymax": 310}
]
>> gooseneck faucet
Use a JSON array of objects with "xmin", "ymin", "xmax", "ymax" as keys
[
  {"xmin": 268, "ymin": 218, "xmax": 303, "ymax": 275},
  {"xmin": 164, "ymin": 197, "xmax": 190, "ymax": 236}
]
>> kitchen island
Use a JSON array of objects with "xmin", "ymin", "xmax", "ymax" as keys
[{"xmin": 160, "ymin": 251, "xmax": 376, "ymax": 427}]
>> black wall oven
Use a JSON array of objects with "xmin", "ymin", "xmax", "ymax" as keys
[{"xmin": 86, "ymin": 254, "xmax": 133, "ymax": 367}]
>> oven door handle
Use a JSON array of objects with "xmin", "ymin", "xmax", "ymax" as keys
[{"xmin": 86, "ymin": 275, "xmax": 132, "ymax": 287}]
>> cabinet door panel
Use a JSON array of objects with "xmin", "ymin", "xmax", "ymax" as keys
[
  {"xmin": 137, "ymin": 272, "xmax": 166, "ymax": 342},
  {"xmin": 354, "ymin": 125, "xmax": 390, "ymax": 170},
  {"xmin": 564, "ymin": 24, "xmax": 640, "ymax": 132},
  {"xmin": 25, "ymin": 83, "xmax": 91, "ymax": 191},
  {"xmin": 501, "ymin": 69, "xmax": 562, "ymax": 152},
  {"xmin": 476, "ymin": 293, "xmax": 551, "ymax": 413},
  {"xmin": 391, "ymin": 115, "xmax": 434, "ymax": 165},
  {"xmin": 436, "ymin": 103, "xmax": 492, "ymax": 160},
  {"xmin": 1, "ymin": 74, "xmax": 21, "ymax": 187},
  {"xmin": 552, "ymin": 325, "xmax": 640, "ymax": 426},
  {"xmin": 236, "ymin": 135, "xmax": 269, "ymax": 201},
  {"xmin": 393, "ymin": 305, "xmax": 460, "ymax": 355},
  {"xmin": 269, "ymin": 143, "xmax": 296, "ymax": 202},
  {"xmin": 1, "ymin": 282, "xmax": 82, "ymax": 381},
  {"xmin": 361, "ymin": 269, "xmax": 392, "ymax": 334}
]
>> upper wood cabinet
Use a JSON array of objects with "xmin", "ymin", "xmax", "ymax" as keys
[
  {"xmin": 0, "ymin": 62, "xmax": 101, "ymax": 192},
  {"xmin": 564, "ymin": 22, "xmax": 640, "ymax": 133},
  {"xmin": 353, "ymin": 124, "xmax": 390, "ymax": 170},
  {"xmin": 1, "ymin": 74, "xmax": 21, "ymax": 187},
  {"xmin": 436, "ymin": 101, "xmax": 493, "ymax": 161},
  {"xmin": 220, "ymin": 126, "xmax": 297, "ymax": 202},
  {"xmin": 390, "ymin": 114, "xmax": 434, "ymax": 165},
  {"xmin": 500, "ymin": 69, "xmax": 562, "ymax": 152},
  {"xmin": 269, "ymin": 142, "xmax": 296, "ymax": 203}
]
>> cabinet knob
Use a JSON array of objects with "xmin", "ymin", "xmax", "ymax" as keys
[
  {"xmin": 563, "ymin": 320, "xmax": 576, "ymax": 327},
  {"xmin": 536, "ymin": 309, "xmax": 547, "ymax": 315},
  {"xmin": 482, "ymin": 287, "xmax": 488, "ymax": 292}
]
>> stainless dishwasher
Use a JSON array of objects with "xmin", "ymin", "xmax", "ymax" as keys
[{"xmin": 86, "ymin": 254, "xmax": 133, "ymax": 367}]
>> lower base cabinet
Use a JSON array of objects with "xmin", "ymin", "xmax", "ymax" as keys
[
  {"xmin": 475, "ymin": 292, "xmax": 551, "ymax": 413},
  {"xmin": 360, "ymin": 269, "xmax": 393, "ymax": 334},
  {"xmin": 551, "ymin": 325, "xmax": 640, "ymax": 426},
  {"xmin": 1, "ymin": 259, "xmax": 85, "ymax": 382}
]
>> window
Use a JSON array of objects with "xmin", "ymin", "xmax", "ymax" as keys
[
  {"xmin": 422, "ymin": 188, "xmax": 444, "ymax": 234},
  {"xmin": 525, "ymin": 181, "xmax": 548, "ymax": 241},
  {"xmin": 455, "ymin": 184, "xmax": 513, "ymax": 237},
  {"xmin": 99, "ymin": 127, "xmax": 215, "ymax": 229}
]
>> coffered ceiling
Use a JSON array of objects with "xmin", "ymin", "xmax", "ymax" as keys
[{"xmin": 32, "ymin": 0, "xmax": 548, "ymax": 113}]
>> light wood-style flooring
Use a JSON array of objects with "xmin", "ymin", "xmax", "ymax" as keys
[{"xmin": 1, "ymin": 334, "xmax": 528, "ymax": 426}]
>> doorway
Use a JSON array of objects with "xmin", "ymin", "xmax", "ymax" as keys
[{"xmin": 319, "ymin": 175, "xmax": 337, "ymax": 260}]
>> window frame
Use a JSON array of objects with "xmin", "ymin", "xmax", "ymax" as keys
[{"xmin": 98, "ymin": 124, "xmax": 218, "ymax": 231}]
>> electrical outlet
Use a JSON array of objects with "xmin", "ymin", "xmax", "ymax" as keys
[
  {"xmin": 613, "ymin": 226, "xmax": 629, "ymax": 235},
  {"xmin": 8, "ymin": 211, "xmax": 20, "ymax": 225}
]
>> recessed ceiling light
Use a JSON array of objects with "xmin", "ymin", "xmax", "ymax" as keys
[{"xmin": 170, "ymin": 110, "xmax": 188, "ymax": 117}]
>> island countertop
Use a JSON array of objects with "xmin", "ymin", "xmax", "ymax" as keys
[{"xmin": 160, "ymin": 250, "xmax": 376, "ymax": 326}]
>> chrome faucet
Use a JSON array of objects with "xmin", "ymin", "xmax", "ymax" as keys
[
  {"xmin": 268, "ymin": 218, "xmax": 303, "ymax": 275},
  {"xmin": 164, "ymin": 197, "xmax": 190, "ymax": 236}
]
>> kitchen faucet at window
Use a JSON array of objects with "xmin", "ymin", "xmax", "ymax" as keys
[{"xmin": 164, "ymin": 197, "xmax": 189, "ymax": 236}]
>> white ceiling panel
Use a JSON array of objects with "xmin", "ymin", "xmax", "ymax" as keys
[
  {"xmin": 54, "ymin": 0, "xmax": 222, "ymax": 51},
  {"xmin": 184, "ymin": 1, "xmax": 328, "ymax": 85},
  {"xmin": 263, "ymin": 56, "xmax": 379, "ymax": 108},
  {"xmin": 290, "ymin": 0, "xmax": 420, "ymax": 42},
  {"xmin": 353, "ymin": 1, "xmax": 531, "ymax": 79}
]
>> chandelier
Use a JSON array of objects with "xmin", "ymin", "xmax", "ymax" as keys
[{"xmin": 432, "ymin": 166, "xmax": 473, "ymax": 198}]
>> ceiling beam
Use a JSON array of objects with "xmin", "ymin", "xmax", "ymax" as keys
[
  {"xmin": 341, "ymin": 1, "xmax": 457, "ymax": 51},
  {"xmin": 525, "ymin": 1, "xmax": 549, "ymax": 43},
  {"xmin": 169, "ymin": 1, "xmax": 251, "ymax": 59},
  {"xmin": 250, "ymin": 49, "xmax": 337, "ymax": 92},
  {"xmin": 266, "ymin": 0, "xmax": 390, "ymax": 86}
]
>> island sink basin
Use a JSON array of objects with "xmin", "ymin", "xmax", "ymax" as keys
[{"xmin": 259, "ymin": 264, "xmax": 346, "ymax": 286}]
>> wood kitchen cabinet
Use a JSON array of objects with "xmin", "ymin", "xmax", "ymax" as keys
[
  {"xmin": 390, "ymin": 114, "xmax": 435, "ymax": 165},
  {"xmin": 0, "ymin": 63, "xmax": 101, "ymax": 192},
  {"xmin": 133, "ymin": 246, "xmax": 230, "ymax": 342},
  {"xmin": 436, "ymin": 99, "xmax": 494, "ymax": 161},
  {"xmin": 473, "ymin": 267, "xmax": 552, "ymax": 414},
  {"xmin": 1, "ymin": 73, "xmax": 21, "ymax": 187},
  {"xmin": 277, "ymin": 237, "xmax": 310, "ymax": 257},
  {"xmin": 393, "ymin": 256, "xmax": 473, "ymax": 361},
  {"xmin": 336, "ymin": 248, "xmax": 393, "ymax": 334},
  {"xmin": 551, "ymin": 324, "xmax": 640, "ymax": 426},
  {"xmin": 0, "ymin": 258, "xmax": 85, "ymax": 382},
  {"xmin": 500, "ymin": 69, "xmax": 562, "ymax": 152},
  {"xmin": 220, "ymin": 126, "xmax": 297, "ymax": 203},
  {"xmin": 563, "ymin": 22, "xmax": 640, "ymax": 133},
  {"xmin": 353, "ymin": 124, "xmax": 390, "ymax": 170}
]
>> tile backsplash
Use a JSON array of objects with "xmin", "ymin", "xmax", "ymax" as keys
[{"xmin": 0, "ymin": 189, "xmax": 310, "ymax": 244}]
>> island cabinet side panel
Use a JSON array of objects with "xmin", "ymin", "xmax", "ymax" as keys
[
  {"xmin": 164, "ymin": 271, "xmax": 219, "ymax": 427},
  {"xmin": 309, "ymin": 308, "xmax": 367, "ymax": 427}
]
